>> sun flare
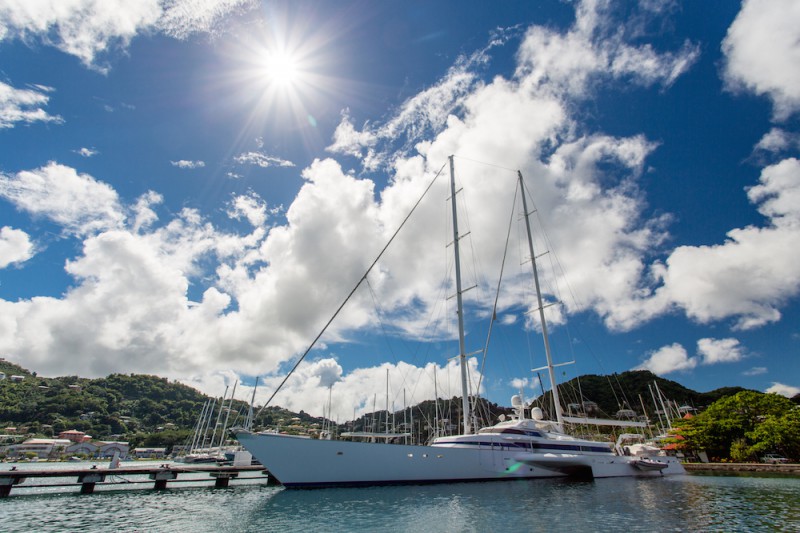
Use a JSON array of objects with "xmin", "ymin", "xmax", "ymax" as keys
[{"xmin": 262, "ymin": 50, "xmax": 300, "ymax": 88}]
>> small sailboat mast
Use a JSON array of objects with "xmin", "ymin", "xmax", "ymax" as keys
[
  {"xmin": 449, "ymin": 156, "xmax": 472, "ymax": 435},
  {"xmin": 518, "ymin": 170, "xmax": 564, "ymax": 429}
]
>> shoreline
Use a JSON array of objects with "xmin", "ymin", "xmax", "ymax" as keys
[{"xmin": 684, "ymin": 462, "xmax": 800, "ymax": 475}]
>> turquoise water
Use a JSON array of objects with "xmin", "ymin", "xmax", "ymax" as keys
[{"xmin": 2, "ymin": 469, "xmax": 799, "ymax": 532}]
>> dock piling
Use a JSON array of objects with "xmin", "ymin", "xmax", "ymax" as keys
[
  {"xmin": 149, "ymin": 469, "xmax": 178, "ymax": 490},
  {"xmin": 78, "ymin": 473, "xmax": 106, "ymax": 494}
]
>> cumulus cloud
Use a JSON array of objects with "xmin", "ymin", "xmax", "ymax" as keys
[
  {"xmin": 722, "ymin": 0, "xmax": 800, "ymax": 120},
  {"xmin": 0, "ymin": 226, "xmax": 34, "ymax": 268},
  {"xmin": 0, "ymin": 0, "xmax": 256, "ymax": 70},
  {"xmin": 697, "ymin": 338, "xmax": 744, "ymax": 364},
  {"xmin": 171, "ymin": 159, "xmax": 206, "ymax": 169},
  {"xmin": 0, "ymin": 163, "xmax": 125, "ymax": 236},
  {"xmin": 636, "ymin": 338, "xmax": 745, "ymax": 375},
  {"xmin": 227, "ymin": 192, "xmax": 267, "ymax": 227},
  {"xmin": 635, "ymin": 343, "xmax": 697, "ymax": 375},
  {"xmin": 765, "ymin": 383, "xmax": 800, "ymax": 398},
  {"xmin": 0, "ymin": 81, "xmax": 63, "ymax": 128},
  {"xmin": 639, "ymin": 158, "xmax": 800, "ymax": 330}
]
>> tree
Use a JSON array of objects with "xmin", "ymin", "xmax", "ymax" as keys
[
  {"xmin": 676, "ymin": 391, "xmax": 796, "ymax": 461},
  {"xmin": 747, "ymin": 407, "xmax": 800, "ymax": 460}
]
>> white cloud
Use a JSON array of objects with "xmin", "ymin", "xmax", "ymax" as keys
[
  {"xmin": 0, "ymin": 81, "xmax": 63, "ymax": 128},
  {"xmin": 0, "ymin": 162, "xmax": 125, "ymax": 236},
  {"xmin": 515, "ymin": 0, "xmax": 698, "ymax": 98},
  {"xmin": 171, "ymin": 159, "xmax": 206, "ymax": 169},
  {"xmin": 636, "ymin": 337, "xmax": 747, "ymax": 376},
  {"xmin": 234, "ymin": 151, "xmax": 295, "ymax": 168},
  {"xmin": 722, "ymin": 0, "xmax": 800, "ymax": 120},
  {"xmin": 743, "ymin": 366, "xmax": 767, "ymax": 376},
  {"xmin": 0, "ymin": 226, "xmax": 34, "ymax": 268},
  {"xmin": 754, "ymin": 128, "xmax": 800, "ymax": 154},
  {"xmin": 0, "ymin": 0, "xmax": 256, "ymax": 70},
  {"xmin": 635, "ymin": 343, "xmax": 697, "ymax": 375},
  {"xmin": 157, "ymin": 0, "xmax": 255, "ymax": 40},
  {"xmin": 0, "ymin": 0, "xmax": 161, "ymax": 71},
  {"xmin": 765, "ymin": 382, "xmax": 800, "ymax": 398},
  {"xmin": 227, "ymin": 192, "xmax": 268, "ymax": 228},
  {"xmin": 697, "ymin": 337, "xmax": 744, "ymax": 365},
  {"xmin": 642, "ymin": 158, "xmax": 800, "ymax": 330},
  {"xmin": 75, "ymin": 147, "xmax": 99, "ymax": 158}
]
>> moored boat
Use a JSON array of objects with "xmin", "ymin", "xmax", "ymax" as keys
[{"xmin": 235, "ymin": 157, "xmax": 685, "ymax": 487}]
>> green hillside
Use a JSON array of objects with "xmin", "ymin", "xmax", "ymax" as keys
[
  {"xmin": 0, "ymin": 359, "xmax": 774, "ymax": 451},
  {"xmin": 547, "ymin": 370, "xmax": 750, "ymax": 418}
]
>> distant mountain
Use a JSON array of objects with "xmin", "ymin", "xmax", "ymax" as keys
[
  {"xmin": 0, "ymin": 359, "xmax": 212, "ymax": 438},
  {"xmin": 536, "ymin": 370, "xmax": 750, "ymax": 419}
]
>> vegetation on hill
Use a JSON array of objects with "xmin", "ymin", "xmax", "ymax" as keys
[
  {"xmin": 538, "ymin": 370, "xmax": 750, "ymax": 419},
  {"xmin": 2, "ymin": 360, "xmax": 797, "ymax": 461},
  {"xmin": 674, "ymin": 390, "xmax": 800, "ymax": 462},
  {"xmin": 0, "ymin": 359, "xmax": 338, "ymax": 450}
]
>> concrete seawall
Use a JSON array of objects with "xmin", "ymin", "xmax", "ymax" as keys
[{"xmin": 684, "ymin": 463, "xmax": 800, "ymax": 475}]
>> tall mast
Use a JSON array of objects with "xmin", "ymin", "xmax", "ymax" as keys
[
  {"xmin": 218, "ymin": 380, "xmax": 237, "ymax": 448},
  {"xmin": 518, "ymin": 170, "xmax": 564, "ymax": 429},
  {"xmin": 385, "ymin": 368, "xmax": 389, "ymax": 435},
  {"xmin": 245, "ymin": 377, "xmax": 258, "ymax": 430},
  {"xmin": 449, "ymin": 156, "xmax": 471, "ymax": 435}
]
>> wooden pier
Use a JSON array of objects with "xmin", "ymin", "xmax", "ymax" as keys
[{"xmin": 0, "ymin": 463, "xmax": 271, "ymax": 497}]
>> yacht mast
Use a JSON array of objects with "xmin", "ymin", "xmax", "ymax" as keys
[
  {"xmin": 518, "ymin": 170, "xmax": 564, "ymax": 429},
  {"xmin": 245, "ymin": 377, "xmax": 258, "ymax": 430},
  {"xmin": 449, "ymin": 156, "xmax": 471, "ymax": 435}
]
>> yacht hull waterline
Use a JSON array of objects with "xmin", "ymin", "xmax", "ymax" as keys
[{"xmin": 234, "ymin": 429, "xmax": 684, "ymax": 488}]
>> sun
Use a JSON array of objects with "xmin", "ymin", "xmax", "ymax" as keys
[{"xmin": 262, "ymin": 49, "xmax": 300, "ymax": 88}]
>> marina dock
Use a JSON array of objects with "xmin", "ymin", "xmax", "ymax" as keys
[
  {"xmin": 0, "ymin": 463, "xmax": 271, "ymax": 497},
  {"xmin": 683, "ymin": 462, "xmax": 800, "ymax": 475}
]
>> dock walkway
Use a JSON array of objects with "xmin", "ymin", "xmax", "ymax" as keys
[
  {"xmin": 0, "ymin": 463, "xmax": 270, "ymax": 497},
  {"xmin": 683, "ymin": 462, "xmax": 800, "ymax": 475}
]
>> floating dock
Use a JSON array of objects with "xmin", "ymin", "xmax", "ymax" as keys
[{"xmin": 0, "ymin": 463, "xmax": 271, "ymax": 497}]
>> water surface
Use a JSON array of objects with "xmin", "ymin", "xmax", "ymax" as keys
[{"xmin": 3, "ymin": 469, "xmax": 798, "ymax": 532}]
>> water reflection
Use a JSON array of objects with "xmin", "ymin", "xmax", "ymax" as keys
[{"xmin": 2, "ymin": 474, "xmax": 798, "ymax": 532}]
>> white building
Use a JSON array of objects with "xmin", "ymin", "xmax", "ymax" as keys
[
  {"xmin": 5, "ymin": 438, "xmax": 72, "ymax": 459},
  {"xmin": 133, "ymin": 447, "xmax": 167, "ymax": 459},
  {"xmin": 66, "ymin": 442, "xmax": 99, "ymax": 456}
]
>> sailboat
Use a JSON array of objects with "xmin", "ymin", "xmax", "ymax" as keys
[{"xmin": 234, "ymin": 157, "xmax": 685, "ymax": 487}]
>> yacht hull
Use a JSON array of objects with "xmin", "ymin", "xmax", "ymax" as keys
[{"xmin": 235, "ymin": 431, "xmax": 685, "ymax": 488}]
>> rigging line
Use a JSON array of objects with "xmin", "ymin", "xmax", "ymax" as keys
[
  {"xmin": 476, "ymin": 175, "xmax": 519, "ymax": 399},
  {"xmin": 257, "ymin": 161, "xmax": 449, "ymax": 417},
  {"xmin": 451, "ymin": 154, "xmax": 519, "ymax": 174}
]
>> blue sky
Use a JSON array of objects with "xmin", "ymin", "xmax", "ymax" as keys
[{"xmin": 1, "ymin": 0, "xmax": 799, "ymax": 420}]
